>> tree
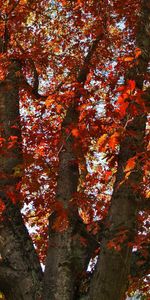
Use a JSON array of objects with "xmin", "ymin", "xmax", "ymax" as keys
[{"xmin": 0, "ymin": 0, "xmax": 149, "ymax": 299}]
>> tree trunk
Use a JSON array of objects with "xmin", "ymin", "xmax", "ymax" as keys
[
  {"xmin": 0, "ymin": 59, "xmax": 43, "ymax": 300},
  {"xmin": 89, "ymin": 1, "xmax": 150, "ymax": 299},
  {"xmin": 43, "ymin": 31, "xmax": 104, "ymax": 300},
  {"xmin": 0, "ymin": 1, "xmax": 149, "ymax": 300},
  {"xmin": 43, "ymin": 102, "xmax": 81, "ymax": 300}
]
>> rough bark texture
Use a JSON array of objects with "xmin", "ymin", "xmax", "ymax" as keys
[
  {"xmin": 43, "ymin": 103, "xmax": 82, "ymax": 300},
  {"xmin": 0, "ymin": 192, "xmax": 43, "ymax": 300},
  {"xmin": 0, "ymin": 59, "xmax": 43, "ymax": 299},
  {"xmin": 43, "ymin": 31, "xmax": 104, "ymax": 300},
  {"xmin": 89, "ymin": 116, "xmax": 147, "ymax": 300},
  {"xmin": 0, "ymin": 59, "xmax": 22, "ymax": 185},
  {"xmin": 43, "ymin": 2, "xmax": 150, "ymax": 299},
  {"xmin": 0, "ymin": 2, "xmax": 149, "ymax": 300},
  {"xmin": 89, "ymin": 2, "xmax": 150, "ymax": 300}
]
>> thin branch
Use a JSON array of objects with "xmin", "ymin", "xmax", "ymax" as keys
[
  {"xmin": 77, "ymin": 33, "xmax": 104, "ymax": 84},
  {"xmin": 7, "ymin": 0, "xmax": 21, "ymax": 17},
  {"xmin": 16, "ymin": 42, "xmax": 41, "ymax": 96}
]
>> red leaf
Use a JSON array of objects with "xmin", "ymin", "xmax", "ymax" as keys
[
  {"xmin": 72, "ymin": 128, "xmax": 79, "ymax": 137},
  {"xmin": 128, "ymin": 80, "xmax": 136, "ymax": 91}
]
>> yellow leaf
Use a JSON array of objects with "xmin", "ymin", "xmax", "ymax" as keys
[
  {"xmin": 146, "ymin": 191, "xmax": 150, "ymax": 199},
  {"xmin": 0, "ymin": 292, "xmax": 4, "ymax": 299},
  {"xmin": 13, "ymin": 164, "xmax": 23, "ymax": 177},
  {"xmin": 97, "ymin": 134, "xmax": 107, "ymax": 147}
]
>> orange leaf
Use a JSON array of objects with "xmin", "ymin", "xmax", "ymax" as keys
[
  {"xmin": 56, "ymin": 104, "xmax": 62, "ymax": 113},
  {"xmin": 135, "ymin": 47, "xmax": 142, "ymax": 58},
  {"xmin": 35, "ymin": 146, "xmax": 45, "ymax": 157},
  {"xmin": 45, "ymin": 96, "xmax": 54, "ymax": 108},
  {"xmin": 124, "ymin": 156, "xmax": 136, "ymax": 173},
  {"xmin": 97, "ymin": 134, "xmax": 107, "ymax": 146},
  {"xmin": 108, "ymin": 132, "xmax": 119, "ymax": 150},
  {"xmin": 72, "ymin": 128, "xmax": 79, "ymax": 137},
  {"xmin": 123, "ymin": 56, "xmax": 134, "ymax": 62}
]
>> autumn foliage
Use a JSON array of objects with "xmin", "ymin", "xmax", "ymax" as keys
[{"xmin": 0, "ymin": 0, "xmax": 150, "ymax": 299}]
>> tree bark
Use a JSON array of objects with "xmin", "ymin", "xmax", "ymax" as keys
[
  {"xmin": 43, "ymin": 102, "xmax": 82, "ymax": 300},
  {"xmin": 0, "ymin": 192, "xmax": 43, "ymax": 300},
  {"xmin": 89, "ymin": 1, "xmax": 150, "ymax": 299},
  {"xmin": 0, "ymin": 2, "xmax": 149, "ymax": 300},
  {"xmin": 43, "ymin": 31, "xmax": 104, "ymax": 300},
  {"xmin": 0, "ymin": 59, "xmax": 43, "ymax": 300}
]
